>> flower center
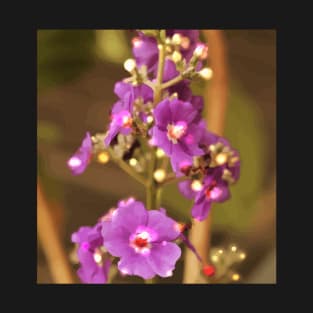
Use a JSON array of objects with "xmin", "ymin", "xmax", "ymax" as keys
[
  {"xmin": 134, "ymin": 237, "xmax": 148, "ymax": 248},
  {"xmin": 167, "ymin": 121, "xmax": 188, "ymax": 144},
  {"xmin": 93, "ymin": 248, "xmax": 104, "ymax": 267},
  {"xmin": 205, "ymin": 180, "xmax": 219, "ymax": 199},
  {"xmin": 122, "ymin": 115, "xmax": 132, "ymax": 128},
  {"xmin": 130, "ymin": 230, "xmax": 151, "ymax": 254}
]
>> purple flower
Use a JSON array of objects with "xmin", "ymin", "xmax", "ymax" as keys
[
  {"xmin": 132, "ymin": 35, "xmax": 159, "ymax": 72},
  {"xmin": 105, "ymin": 82, "xmax": 153, "ymax": 147},
  {"xmin": 200, "ymin": 130, "xmax": 241, "ymax": 182},
  {"xmin": 102, "ymin": 200, "xmax": 181, "ymax": 280},
  {"xmin": 166, "ymin": 29, "xmax": 200, "ymax": 61},
  {"xmin": 113, "ymin": 81, "xmax": 153, "ymax": 105},
  {"xmin": 151, "ymin": 98, "xmax": 204, "ymax": 171},
  {"xmin": 178, "ymin": 129, "xmax": 241, "ymax": 221},
  {"xmin": 67, "ymin": 132, "xmax": 93, "ymax": 175},
  {"xmin": 132, "ymin": 30, "xmax": 201, "ymax": 73},
  {"xmin": 71, "ymin": 223, "xmax": 111, "ymax": 284},
  {"xmin": 105, "ymin": 110, "xmax": 133, "ymax": 147},
  {"xmin": 190, "ymin": 172, "xmax": 230, "ymax": 221}
]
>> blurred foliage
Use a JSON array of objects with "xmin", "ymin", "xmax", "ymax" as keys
[
  {"xmin": 37, "ymin": 120, "xmax": 62, "ymax": 144},
  {"xmin": 37, "ymin": 30, "xmax": 96, "ymax": 91},
  {"xmin": 95, "ymin": 30, "xmax": 130, "ymax": 64}
]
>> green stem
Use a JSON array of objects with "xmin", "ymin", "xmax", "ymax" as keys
[
  {"xmin": 146, "ymin": 149, "xmax": 157, "ymax": 210},
  {"xmin": 154, "ymin": 40, "xmax": 166, "ymax": 105},
  {"xmin": 159, "ymin": 174, "xmax": 190, "ymax": 187},
  {"xmin": 161, "ymin": 74, "xmax": 184, "ymax": 89},
  {"xmin": 108, "ymin": 148, "xmax": 147, "ymax": 186}
]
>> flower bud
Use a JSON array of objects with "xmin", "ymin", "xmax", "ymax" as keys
[
  {"xmin": 194, "ymin": 43, "xmax": 208, "ymax": 60},
  {"xmin": 124, "ymin": 58, "xmax": 136, "ymax": 73},
  {"xmin": 172, "ymin": 51, "xmax": 182, "ymax": 63},
  {"xmin": 172, "ymin": 33, "xmax": 182, "ymax": 45},
  {"xmin": 199, "ymin": 67, "xmax": 213, "ymax": 80}
]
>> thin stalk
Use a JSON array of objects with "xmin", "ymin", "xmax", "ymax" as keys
[
  {"xmin": 160, "ymin": 174, "xmax": 190, "ymax": 187},
  {"xmin": 161, "ymin": 74, "xmax": 184, "ymax": 90},
  {"xmin": 144, "ymin": 30, "xmax": 166, "ymax": 284},
  {"xmin": 108, "ymin": 148, "xmax": 147, "ymax": 186},
  {"xmin": 154, "ymin": 38, "xmax": 166, "ymax": 105},
  {"xmin": 146, "ymin": 149, "xmax": 157, "ymax": 210}
]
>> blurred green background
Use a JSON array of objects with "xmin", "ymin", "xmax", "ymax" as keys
[{"xmin": 37, "ymin": 30, "xmax": 276, "ymax": 283}]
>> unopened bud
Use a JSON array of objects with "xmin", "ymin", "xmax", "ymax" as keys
[
  {"xmin": 124, "ymin": 58, "xmax": 136, "ymax": 73},
  {"xmin": 172, "ymin": 51, "xmax": 182, "ymax": 63},
  {"xmin": 199, "ymin": 67, "xmax": 213, "ymax": 80},
  {"xmin": 172, "ymin": 33, "xmax": 182, "ymax": 45},
  {"xmin": 194, "ymin": 43, "xmax": 208, "ymax": 60}
]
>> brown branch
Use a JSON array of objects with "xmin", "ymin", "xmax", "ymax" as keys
[
  {"xmin": 37, "ymin": 178, "xmax": 76, "ymax": 283},
  {"xmin": 183, "ymin": 30, "xmax": 229, "ymax": 283}
]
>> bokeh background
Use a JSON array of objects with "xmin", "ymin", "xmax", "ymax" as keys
[{"xmin": 37, "ymin": 29, "xmax": 276, "ymax": 283}]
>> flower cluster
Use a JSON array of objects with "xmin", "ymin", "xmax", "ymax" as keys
[
  {"xmin": 67, "ymin": 29, "xmax": 240, "ymax": 283},
  {"xmin": 72, "ymin": 199, "xmax": 195, "ymax": 282}
]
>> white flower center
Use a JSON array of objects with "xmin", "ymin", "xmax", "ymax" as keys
[{"xmin": 167, "ymin": 121, "xmax": 188, "ymax": 144}]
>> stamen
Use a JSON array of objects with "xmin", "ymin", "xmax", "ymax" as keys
[{"xmin": 167, "ymin": 121, "xmax": 188, "ymax": 143}]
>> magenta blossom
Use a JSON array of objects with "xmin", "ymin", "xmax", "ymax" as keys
[
  {"xmin": 102, "ymin": 200, "xmax": 181, "ymax": 280},
  {"xmin": 151, "ymin": 98, "xmax": 204, "ymax": 171},
  {"xmin": 105, "ymin": 81, "xmax": 153, "ymax": 147},
  {"xmin": 67, "ymin": 132, "xmax": 93, "ymax": 175},
  {"xmin": 132, "ymin": 30, "xmax": 200, "ymax": 72},
  {"xmin": 176, "ymin": 126, "xmax": 240, "ymax": 221},
  {"xmin": 191, "ymin": 173, "xmax": 230, "ymax": 221},
  {"xmin": 71, "ymin": 223, "xmax": 111, "ymax": 284},
  {"xmin": 184, "ymin": 171, "xmax": 230, "ymax": 221}
]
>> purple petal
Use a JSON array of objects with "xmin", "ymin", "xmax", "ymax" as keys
[
  {"xmin": 132, "ymin": 36, "xmax": 158, "ymax": 72},
  {"xmin": 168, "ymin": 81, "xmax": 192, "ymax": 101},
  {"xmin": 191, "ymin": 200, "xmax": 212, "ymax": 221},
  {"xmin": 117, "ymin": 250, "xmax": 156, "ymax": 280},
  {"xmin": 212, "ymin": 184, "xmax": 231, "ymax": 203},
  {"xmin": 170, "ymin": 143, "xmax": 193, "ymax": 169},
  {"xmin": 81, "ymin": 132, "xmax": 92, "ymax": 150},
  {"xmin": 153, "ymin": 99, "xmax": 172, "ymax": 128},
  {"xmin": 113, "ymin": 201, "xmax": 148, "ymax": 234},
  {"xmin": 111, "ymin": 100, "xmax": 125, "ymax": 115},
  {"xmin": 151, "ymin": 126, "xmax": 172, "ymax": 156},
  {"xmin": 114, "ymin": 81, "xmax": 131, "ymax": 99},
  {"xmin": 146, "ymin": 210, "xmax": 180, "ymax": 242},
  {"xmin": 104, "ymin": 122, "xmax": 121, "ymax": 147},
  {"xmin": 71, "ymin": 226, "xmax": 93, "ymax": 244},
  {"xmin": 178, "ymin": 179, "xmax": 197, "ymax": 199},
  {"xmin": 67, "ymin": 132, "xmax": 92, "ymax": 175},
  {"xmin": 169, "ymin": 100, "xmax": 197, "ymax": 124},
  {"xmin": 147, "ymin": 242, "xmax": 181, "ymax": 277},
  {"xmin": 162, "ymin": 59, "xmax": 179, "ymax": 82}
]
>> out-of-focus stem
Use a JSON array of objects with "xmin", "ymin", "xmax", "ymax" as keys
[
  {"xmin": 161, "ymin": 74, "xmax": 184, "ymax": 89},
  {"xmin": 183, "ymin": 30, "xmax": 228, "ymax": 284},
  {"xmin": 108, "ymin": 148, "xmax": 147, "ymax": 186},
  {"xmin": 146, "ymin": 149, "xmax": 157, "ymax": 210},
  {"xmin": 154, "ymin": 36, "xmax": 166, "ymax": 105},
  {"xmin": 37, "ymin": 178, "xmax": 76, "ymax": 283},
  {"xmin": 160, "ymin": 174, "xmax": 190, "ymax": 187}
]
